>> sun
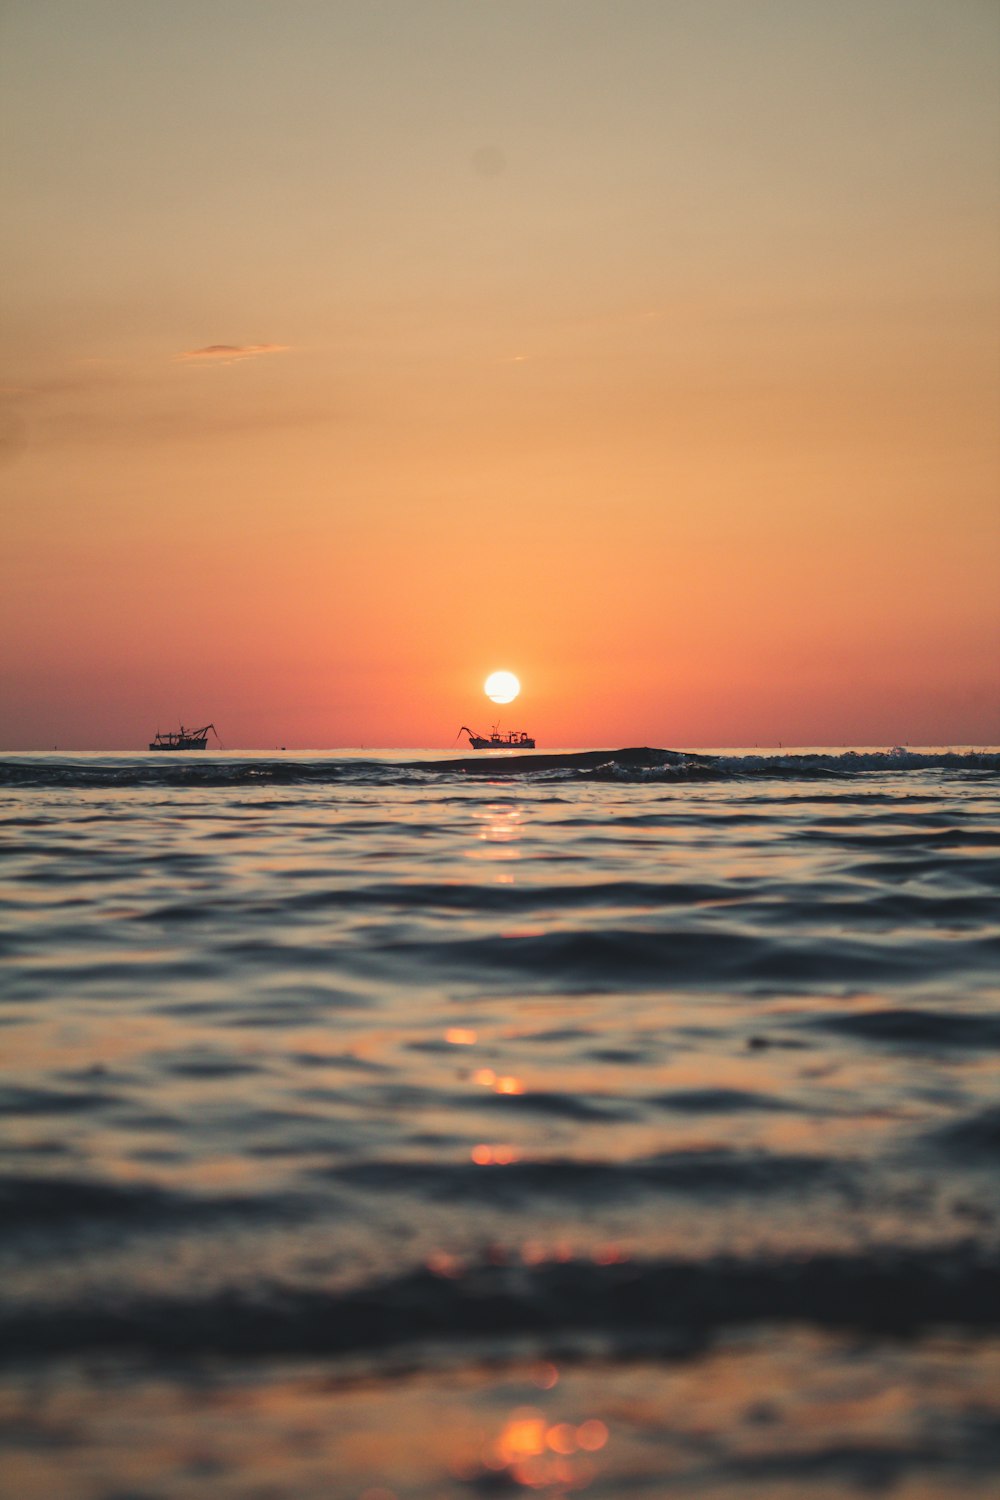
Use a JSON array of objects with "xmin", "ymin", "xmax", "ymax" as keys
[{"xmin": 485, "ymin": 670, "xmax": 520, "ymax": 705}]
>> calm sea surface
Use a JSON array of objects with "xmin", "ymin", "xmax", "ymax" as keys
[{"xmin": 2, "ymin": 746, "xmax": 999, "ymax": 1499}]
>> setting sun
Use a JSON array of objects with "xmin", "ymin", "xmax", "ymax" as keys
[{"xmin": 485, "ymin": 671, "xmax": 520, "ymax": 705}]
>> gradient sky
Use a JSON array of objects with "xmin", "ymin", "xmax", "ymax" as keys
[{"xmin": 2, "ymin": 0, "xmax": 998, "ymax": 749}]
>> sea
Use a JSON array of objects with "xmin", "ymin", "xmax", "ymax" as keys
[{"xmin": 1, "ymin": 744, "xmax": 999, "ymax": 1500}]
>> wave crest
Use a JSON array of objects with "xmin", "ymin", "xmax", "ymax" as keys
[{"xmin": 2, "ymin": 746, "xmax": 997, "ymax": 790}]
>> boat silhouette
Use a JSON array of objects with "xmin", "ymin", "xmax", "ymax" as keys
[
  {"xmin": 459, "ymin": 724, "xmax": 536, "ymax": 750},
  {"xmin": 148, "ymin": 723, "xmax": 218, "ymax": 752}
]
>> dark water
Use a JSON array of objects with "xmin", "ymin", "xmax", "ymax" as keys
[{"xmin": 2, "ymin": 746, "xmax": 999, "ymax": 1499}]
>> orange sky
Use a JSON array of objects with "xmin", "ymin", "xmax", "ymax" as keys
[{"xmin": 2, "ymin": 0, "xmax": 998, "ymax": 749}]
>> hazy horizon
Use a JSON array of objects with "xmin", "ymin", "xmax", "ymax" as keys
[{"xmin": 8, "ymin": 740, "xmax": 998, "ymax": 755}]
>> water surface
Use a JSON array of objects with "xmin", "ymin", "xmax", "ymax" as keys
[{"xmin": 2, "ymin": 746, "xmax": 999, "ymax": 1497}]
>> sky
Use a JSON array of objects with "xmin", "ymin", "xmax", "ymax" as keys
[{"xmin": 1, "ymin": 0, "xmax": 998, "ymax": 749}]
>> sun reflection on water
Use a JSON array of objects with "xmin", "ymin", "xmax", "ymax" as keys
[
  {"xmin": 471, "ymin": 1144, "xmax": 521, "ymax": 1165},
  {"xmin": 464, "ymin": 1404, "xmax": 609, "ymax": 1491},
  {"xmin": 464, "ymin": 800, "xmax": 525, "ymax": 863}
]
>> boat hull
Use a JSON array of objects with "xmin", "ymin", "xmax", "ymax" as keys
[
  {"xmin": 149, "ymin": 722, "xmax": 215, "ymax": 751},
  {"xmin": 468, "ymin": 737, "xmax": 535, "ymax": 750}
]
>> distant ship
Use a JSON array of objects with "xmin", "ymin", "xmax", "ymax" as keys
[
  {"xmin": 149, "ymin": 723, "xmax": 218, "ymax": 752},
  {"xmin": 459, "ymin": 724, "xmax": 536, "ymax": 750}
]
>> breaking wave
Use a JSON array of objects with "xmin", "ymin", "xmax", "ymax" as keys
[{"xmin": 1, "ymin": 746, "xmax": 997, "ymax": 790}]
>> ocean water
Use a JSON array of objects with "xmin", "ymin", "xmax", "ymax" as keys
[{"xmin": 1, "ymin": 744, "xmax": 999, "ymax": 1500}]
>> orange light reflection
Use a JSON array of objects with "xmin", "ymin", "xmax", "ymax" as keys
[
  {"xmin": 471, "ymin": 1145, "xmax": 521, "ymax": 1165},
  {"xmin": 482, "ymin": 1408, "xmax": 610, "ymax": 1490},
  {"xmin": 495, "ymin": 1075, "xmax": 525, "ymax": 1095}
]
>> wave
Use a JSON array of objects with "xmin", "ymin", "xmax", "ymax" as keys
[
  {"xmin": 2, "ymin": 1246, "xmax": 997, "ymax": 1364},
  {"xmin": 2, "ymin": 746, "xmax": 997, "ymax": 790},
  {"xmin": 0, "ymin": 1171, "xmax": 272, "ymax": 1229}
]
